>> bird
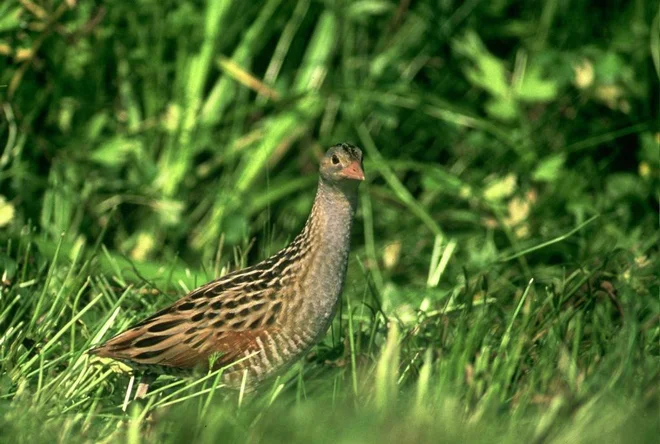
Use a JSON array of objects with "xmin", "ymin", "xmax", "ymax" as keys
[{"xmin": 89, "ymin": 143, "xmax": 365, "ymax": 393}]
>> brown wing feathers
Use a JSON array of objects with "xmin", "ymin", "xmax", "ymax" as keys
[{"xmin": 89, "ymin": 276, "xmax": 285, "ymax": 371}]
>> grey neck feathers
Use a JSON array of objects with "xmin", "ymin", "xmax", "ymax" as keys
[
  {"xmin": 311, "ymin": 178, "xmax": 358, "ymax": 251},
  {"xmin": 292, "ymin": 177, "xmax": 358, "ymax": 326},
  {"xmin": 291, "ymin": 177, "xmax": 356, "ymax": 294}
]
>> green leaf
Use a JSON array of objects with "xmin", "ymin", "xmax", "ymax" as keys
[
  {"xmin": 639, "ymin": 132, "xmax": 660, "ymax": 168},
  {"xmin": 347, "ymin": 1, "xmax": 393, "ymax": 20},
  {"xmin": 453, "ymin": 31, "xmax": 510, "ymax": 98},
  {"xmin": 484, "ymin": 173, "xmax": 517, "ymax": 202},
  {"xmin": 0, "ymin": 195, "xmax": 15, "ymax": 227},
  {"xmin": 90, "ymin": 137, "xmax": 144, "ymax": 167},
  {"xmin": 486, "ymin": 97, "xmax": 518, "ymax": 121},
  {"xmin": 517, "ymin": 64, "xmax": 558, "ymax": 102},
  {"xmin": 86, "ymin": 112, "xmax": 109, "ymax": 141},
  {"xmin": 0, "ymin": 6, "xmax": 21, "ymax": 33},
  {"xmin": 533, "ymin": 153, "xmax": 566, "ymax": 182},
  {"xmin": 595, "ymin": 51, "xmax": 625, "ymax": 84},
  {"xmin": 606, "ymin": 173, "xmax": 643, "ymax": 200}
]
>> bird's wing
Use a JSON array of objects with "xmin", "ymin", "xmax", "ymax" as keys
[{"xmin": 89, "ymin": 277, "xmax": 285, "ymax": 371}]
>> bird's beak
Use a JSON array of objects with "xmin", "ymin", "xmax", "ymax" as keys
[{"xmin": 339, "ymin": 161, "xmax": 365, "ymax": 181}]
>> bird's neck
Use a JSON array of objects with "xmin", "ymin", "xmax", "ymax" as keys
[
  {"xmin": 292, "ymin": 178, "xmax": 358, "ymax": 315},
  {"xmin": 308, "ymin": 178, "xmax": 358, "ymax": 248}
]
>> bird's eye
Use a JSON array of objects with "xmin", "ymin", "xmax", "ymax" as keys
[{"xmin": 331, "ymin": 155, "xmax": 340, "ymax": 165}]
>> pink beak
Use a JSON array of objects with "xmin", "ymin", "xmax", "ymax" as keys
[{"xmin": 339, "ymin": 160, "xmax": 365, "ymax": 181}]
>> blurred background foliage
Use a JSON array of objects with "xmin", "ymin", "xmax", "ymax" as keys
[
  {"xmin": 1, "ymin": 0, "xmax": 657, "ymax": 268},
  {"xmin": 0, "ymin": 0, "xmax": 657, "ymax": 270},
  {"xmin": 0, "ymin": 0, "xmax": 658, "ymax": 441}
]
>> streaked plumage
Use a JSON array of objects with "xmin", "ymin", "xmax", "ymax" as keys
[{"xmin": 89, "ymin": 143, "xmax": 364, "ymax": 388}]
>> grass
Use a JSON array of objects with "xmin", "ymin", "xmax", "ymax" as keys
[{"xmin": 0, "ymin": 0, "xmax": 659, "ymax": 442}]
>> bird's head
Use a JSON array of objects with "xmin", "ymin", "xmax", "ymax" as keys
[{"xmin": 319, "ymin": 143, "xmax": 365, "ymax": 185}]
